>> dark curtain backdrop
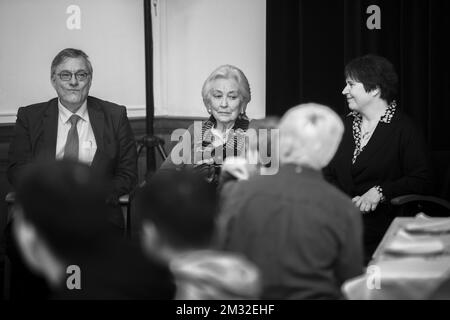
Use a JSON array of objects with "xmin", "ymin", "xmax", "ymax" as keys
[{"xmin": 266, "ymin": 0, "xmax": 449, "ymax": 151}]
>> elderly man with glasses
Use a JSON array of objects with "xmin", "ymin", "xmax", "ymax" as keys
[{"xmin": 7, "ymin": 48, "xmax": 137, "ymax": 226}]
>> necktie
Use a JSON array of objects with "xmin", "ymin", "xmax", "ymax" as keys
[{"xmin": 64, "ymin": 114, "xmax": 81, "ymax": 160}]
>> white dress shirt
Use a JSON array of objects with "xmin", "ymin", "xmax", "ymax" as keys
[{"xmin": 55, "ymin": 100, "xmax": 97, "ymax": 165}]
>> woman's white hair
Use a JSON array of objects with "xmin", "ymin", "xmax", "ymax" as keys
[
  {"xmin": 201, "ymin": 65, "xmax": 251, "ymax": 113},
  {"xmin": 279, "ymin": 103, "xmax": 344, "ymax": 169}
]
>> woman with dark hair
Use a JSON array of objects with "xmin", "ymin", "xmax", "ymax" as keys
[
  {"xmin": 159, "ymin": 65, "xmax": 251, "ymax": 185},
  {"xmin": 324, "ymin": 54, "xmax": 433, "ymax": 263}
]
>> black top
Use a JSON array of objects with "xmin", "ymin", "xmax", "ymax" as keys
[{"xmin": 323, "ymin": 110, "xmax": 433, "ymax": 260}]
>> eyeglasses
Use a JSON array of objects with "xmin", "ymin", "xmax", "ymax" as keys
[{"xmin": 55, "ymin": 71, "xmax": 90, "ymax": 81}]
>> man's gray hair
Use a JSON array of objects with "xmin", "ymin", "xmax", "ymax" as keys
[
  {"xmin": 279, "ymin": 103, "xmax": 344, "ymax": 169},
  {"xmin": 50, "ymin": 48, "xmax": 93, "ymax": 76}
]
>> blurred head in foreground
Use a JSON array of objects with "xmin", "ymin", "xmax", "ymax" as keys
[
  {"xmin": 279, "ymin": 103, "xmax": 344, "ymax": 170},
  {"xmin": 137, "ymin": 169, "xmax": 218, "ymax": 260}
]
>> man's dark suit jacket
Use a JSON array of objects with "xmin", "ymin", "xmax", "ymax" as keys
[{"xmin": 7, "ymin": 96, "xmax": 138, "ymax": 211}]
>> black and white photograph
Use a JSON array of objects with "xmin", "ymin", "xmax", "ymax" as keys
[{"xmin": 0, "ymin": 0, "xmax": 449, "ymax": 308}]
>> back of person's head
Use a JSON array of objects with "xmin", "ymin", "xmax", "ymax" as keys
[
  {"xmin": 344, "ymin": 54, "xmax": 398, "ymax": 104},
  {"xmin": 136, "ymin": 169, "xmax": 218, "ymax": 251},
  {"xmin": 279, "ymin": 103, "xmax": 344, "ymax": 170},
  {"xmin": 14, "ymin": 160, "xmax": 112, "ymax": 265},
  {"xmin": 202, "ymin": 64, "xmax": 251, "ymax": 108},
  {"xmin": 245, "ymin": 117, "xmax": 280, "ymax": 173}
]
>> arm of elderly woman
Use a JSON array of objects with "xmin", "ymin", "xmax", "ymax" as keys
[{"xmin": 159, "ymin": 123, "xmax": 201, "ymax": 171}]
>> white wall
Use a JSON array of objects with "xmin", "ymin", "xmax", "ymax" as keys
[
  {"xmin": 0, "ymin": 0, "xmax": 146, "ymax": 123},
  {"xmin": 152, "ymin": 0, "xmax": 266, "ymax": 119}
]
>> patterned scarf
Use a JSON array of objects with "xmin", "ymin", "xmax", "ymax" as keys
[{"xmin": 193, "ymin": 114, "xmax": 250, "ymax": 184}]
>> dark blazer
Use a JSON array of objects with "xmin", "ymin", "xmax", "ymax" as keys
[
  {"xmin": 7, "ymin": 96, "xmax": 138, "ymax": 200},
  {"xmin": 323, "ymin": 110, "xmax": 433, "ymax": 261}
]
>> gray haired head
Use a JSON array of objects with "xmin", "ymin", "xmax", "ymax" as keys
[{"xmin": 50, "ymin": 48, "xmax": 93, "ymax": 77}]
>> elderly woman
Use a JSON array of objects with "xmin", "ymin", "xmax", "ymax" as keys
[
  {"xmin": 324, "ymin": 54, "xmax": 432, "ymax": 263},
  {"xmin": 159, "ymin": 65, "xmax": 251, "ymax": 185},
  {"xmin": 220, "ymin": 103, "xmax": 364, "ymax": 299}
]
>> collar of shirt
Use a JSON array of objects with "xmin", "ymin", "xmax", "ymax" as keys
[
  {"xmin": 58, "ymin": 99, "xmax": 88, "ymax": 124},
  {"xmin": 347, "ymin": 100, "xmax": 397, "ymax": 124}
]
